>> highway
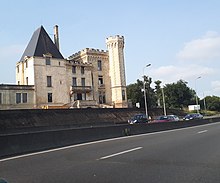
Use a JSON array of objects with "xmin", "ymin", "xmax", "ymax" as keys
[{"xmin": 1, "ymin": 122, "xmax": 220, "ymax": 183}]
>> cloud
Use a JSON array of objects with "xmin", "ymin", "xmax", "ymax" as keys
[
  {"xmin": 149, "ymin": 64, "xmax": 215, "ymax": 84},
  {"xmin": 211, "ymin": 81, "xmax": 220, "ymax": 93},
  {"xmin": 177, "ymin": 31, "xmax": 220, "ymax": 62}
]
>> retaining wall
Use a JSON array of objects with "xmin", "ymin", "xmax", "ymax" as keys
[{"xmin": 0, "ymin": 108, "xmax": 185, "ymax": 133}]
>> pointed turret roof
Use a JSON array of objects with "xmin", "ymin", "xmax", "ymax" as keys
[{"xmin": 20, "ymin": 26, "xmax": 64, "ymax": 61}]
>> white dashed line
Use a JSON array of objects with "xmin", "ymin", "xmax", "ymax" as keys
[
  {"xmin": 99, "ymin": 147, "xmax": 143, "ymax": 160},
  {"xmin": 198, "ymin": 130, "xmax": 208, "ymax": 134}
]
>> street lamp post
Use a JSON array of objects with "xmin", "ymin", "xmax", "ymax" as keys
[
  {"xmin": 195, "ymin": 76, "xmax": 201, "ymax": 113},
  {"xmin": 161, "ymin": 86, "xmax": 167, "ymax": 116},
  {"xmin": 143, "ymin": 64, "xmax": 151, "ymax": 117},
  {"xmin": 203, "ymin": 92, "xmax": 207, "ymax": 112}
]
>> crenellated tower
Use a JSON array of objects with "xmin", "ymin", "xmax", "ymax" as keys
[{"xmin": 106, "ymin": 35, "xmax": 128, "ymax": 108}]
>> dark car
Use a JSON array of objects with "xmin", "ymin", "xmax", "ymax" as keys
[
  {"xmin": 128, "ymin": 114, "xmax": 148, "ymax": 124},
  {"xmin": 183, "ymin": 113, "xmax": 203, "ymax": 120}
]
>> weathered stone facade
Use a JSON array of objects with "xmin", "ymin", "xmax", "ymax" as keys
[
  {"xmin": 0, "ymin": 26, "xmax": 128, "ymax": 109},
  {"xmin": 0, "ymin": 84, "xmax": 35, "ymax": 110}
]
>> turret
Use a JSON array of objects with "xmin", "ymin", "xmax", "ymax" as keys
[{"xmin": 106, "ymin": 35, "xmax": 128, "ymax": 108}]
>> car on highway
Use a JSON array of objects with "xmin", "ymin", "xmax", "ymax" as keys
[
  {"xmin": 183, "ymin": 113, "xmax": 203, "ymax": 120},
  {"xmin": 128, "ymin": 114, "xmax": 148, "ymax": 124},
  {"xmin": 167, "ymin": 115, "xmax": 180, "ymax": 121},
  {"xmin": 152, "ymin": 115, "xmax": 178, "ymax": 123}
]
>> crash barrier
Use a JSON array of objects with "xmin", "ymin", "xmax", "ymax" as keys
[{"xmin": 0, "ymin": 117, "xmax": 219, "ymax": 158}]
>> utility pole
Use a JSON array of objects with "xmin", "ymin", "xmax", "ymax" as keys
[{"xmin": 143, "ymin": 64, "xmax": 151, "ymax": 117}]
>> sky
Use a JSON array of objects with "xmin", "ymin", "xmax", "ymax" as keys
[{"xmin": 1, "ymin": 0, "xmax": 220, "ymax": 98}]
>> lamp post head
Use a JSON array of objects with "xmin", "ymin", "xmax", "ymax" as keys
[{"xmin": 146, "ymin": 64, "xmax": 151, "ymax": 67}]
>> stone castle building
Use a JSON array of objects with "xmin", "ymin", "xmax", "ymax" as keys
[{"xmin": 0, "ymin": 25, "xmax": 128, "ymax": 109}]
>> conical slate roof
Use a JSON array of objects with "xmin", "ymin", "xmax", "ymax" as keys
[{"xmin": 20, "ymin": 26, "xmax": 64, "ymax": 61}]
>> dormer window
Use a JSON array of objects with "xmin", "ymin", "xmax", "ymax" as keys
[{"xmin": 43, "ymin": 53, "xmax": 52, "ymax": 65}]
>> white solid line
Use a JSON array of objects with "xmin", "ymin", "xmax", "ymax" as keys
[
  {"xmin": 1, "ymin": 121, "xmax": 220, "ymax": 162},
  {"xmin": 99, "ymin": 147, "xmax": 143, "ymax": 160},
  {"xmin": 198, "ymin": 130, "xmax": 208, "ymax": 134}
]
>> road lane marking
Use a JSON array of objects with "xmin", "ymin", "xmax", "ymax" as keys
[
  {"xmin": 198, "ymin": 130, "xmax": 208, "ymax": 134},
  {"xmin": 1, "ymin": 121, "xmax": 220, "ymax": 162},
  {"xmin": 99, "ymin": 147, "xmax": 143, "ymax": 160}
]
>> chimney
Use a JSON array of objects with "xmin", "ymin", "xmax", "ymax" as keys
[{"xmin": 54, "ymin": 25, "xmax": 60, "ymax": 51}]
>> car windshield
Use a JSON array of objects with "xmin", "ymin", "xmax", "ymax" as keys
[
  {"xmin": 134, "ymin": 114, "xmax": 146, "ymax": 119},
  {"xmin": 157, "ymin": 116, "xmax": 168, "ymax": 120}
]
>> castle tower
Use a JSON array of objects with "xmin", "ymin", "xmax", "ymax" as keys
[{"xmin": 106, "ymin": 35, "xmax": 128, "ymax": 108}]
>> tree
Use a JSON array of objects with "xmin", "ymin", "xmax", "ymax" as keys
[
  {"xmin": 144, "ymin": 76, "xmax": 157, "ymax": 109},
  {"xmin": 127, "ymin": 76, "xmax": 157, "ymax": 109},
  {"xmin": 154, "ymin": 80, "xmax": 162, "ymax": 107},
  {"xmin": 204, "ymin": 96, "xmax": 220, "ymax": 111},
  {"xmin": 127, "ymin": 78, "xmax": 199, "ymax": 110},
  {"xmin": 163, "ymin": 80, "xmax": 195, "ymax": 109},
  {"xmin": 127, "ymin": 79, "xmax": 144, "ymax": 108}
]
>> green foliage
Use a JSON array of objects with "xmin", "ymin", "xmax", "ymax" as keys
[
  {"xmin": 127, "ymin": 78, "xmax": 197, "ymax": 110},
  {"xmin": 127, "ymin": 76, "xmax": 157, "ymax": 109},
  {"xmin": 154, "ymin": 80, "xmax": 162, "ymax": 106},
  {"xmin": 204, "ymin": 96, "xmax": 220, "ymax": 111},
  {"xmin": 127, "ymin": 79, "xmax": 144, "ymax": 107},
  {"xmin": 164, "ymin": 80, "xmax": 195, "ymax": 109}
]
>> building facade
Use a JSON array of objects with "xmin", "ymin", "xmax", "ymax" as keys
[{"xmin": 0, "ymin": 25, "xmax": 128, "ymax": 109}]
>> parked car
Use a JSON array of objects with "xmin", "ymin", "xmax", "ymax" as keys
[
  {"xmin": 152, "ymin": 115, "xmax": 177, "ymax": 123},
  {"xmin": 128, "ymin": 114, "xmax": 148, "ymax": 124},
  {"xmin": 167, "ymin": 115, "xmax": 180, "ymax": 122},
  {"xmin": 183, "ymin": 113, "xmax": 203, "ymax": 120}
]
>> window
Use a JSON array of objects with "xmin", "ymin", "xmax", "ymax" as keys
[
  {"xmin": 122, "ymin": 90, "xmax": 126, "ymax": 101},
  {"xmin": 48, "ymin": 93, "xmax": 52, "ymax": 103},
  {"xmin": 72, "ymin": 77, "xmax": 77, "ymax": 86},
  {"xmin": 103, "ymin": 94, "xmax": 106, "ymax": 103},
  {"xmin": 99, "ymin": 92, "xmax": 106, "ymax": 104},
  {"xmin": 22, "ymin": 93, "xmax": 27, "ymax": 103},
  {"xmin": 82, "ymin": 93, "xmax": 86, "ymax": 100},
  {"xmin": 81, "ymin": 66, "xmax": 85, "ymax": 74},
  {"xmin": 46, "ymin": 57, "xmax": 51, "ymax": 65},
  {"xmin": 16, "ymin": 93, "xmax": 21, "ymax": 104},
  {"xmin": 77, "ymin": 93, "xmax": 82, "ymax": 100},
  {"xmin": 26, "ymin": 77, "xmax": 28, "ymax": 85},
  {"xmin": 73, "ymin": 93, "xmax": 77, "ymax": 101},
  {"xmin": 81, "ymin": 78, "xmax": 85, "ymax": 86},
  {"xmin": 17, "ymin": 65, "xmax": 19, "ymax": 73},
  {"xmin": 98, "ymin": 60, "xmax": 102, "ymax": 71},
  {"xmin": 25, "ymin": 61, "xmax": 28, "ymax": 68},
  {"xmin": 15, "ymin": 93, "xmax": 28, "ymax": 104},
  {"xmin": 0, "ymin": 93, "xmax": 2, "ymax": 104},
  {"xmin": 47, "ymin": 76, "xmax": 52, "ymax": 87},
  {"xmin": 98, "ymin": 76, "xmax": 104, "ymax": 86},
  {"xmin": 72, "ymin": 66, "xmax": 76, "ymax": 74},
  {"xmin": 18, "ymin": 81, "xmax": 20, "ymax": 85}
]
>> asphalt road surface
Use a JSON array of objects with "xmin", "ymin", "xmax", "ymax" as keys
[{"xmin": 1, "ymin": 121, "xmax": 220, "ymax": 183}]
